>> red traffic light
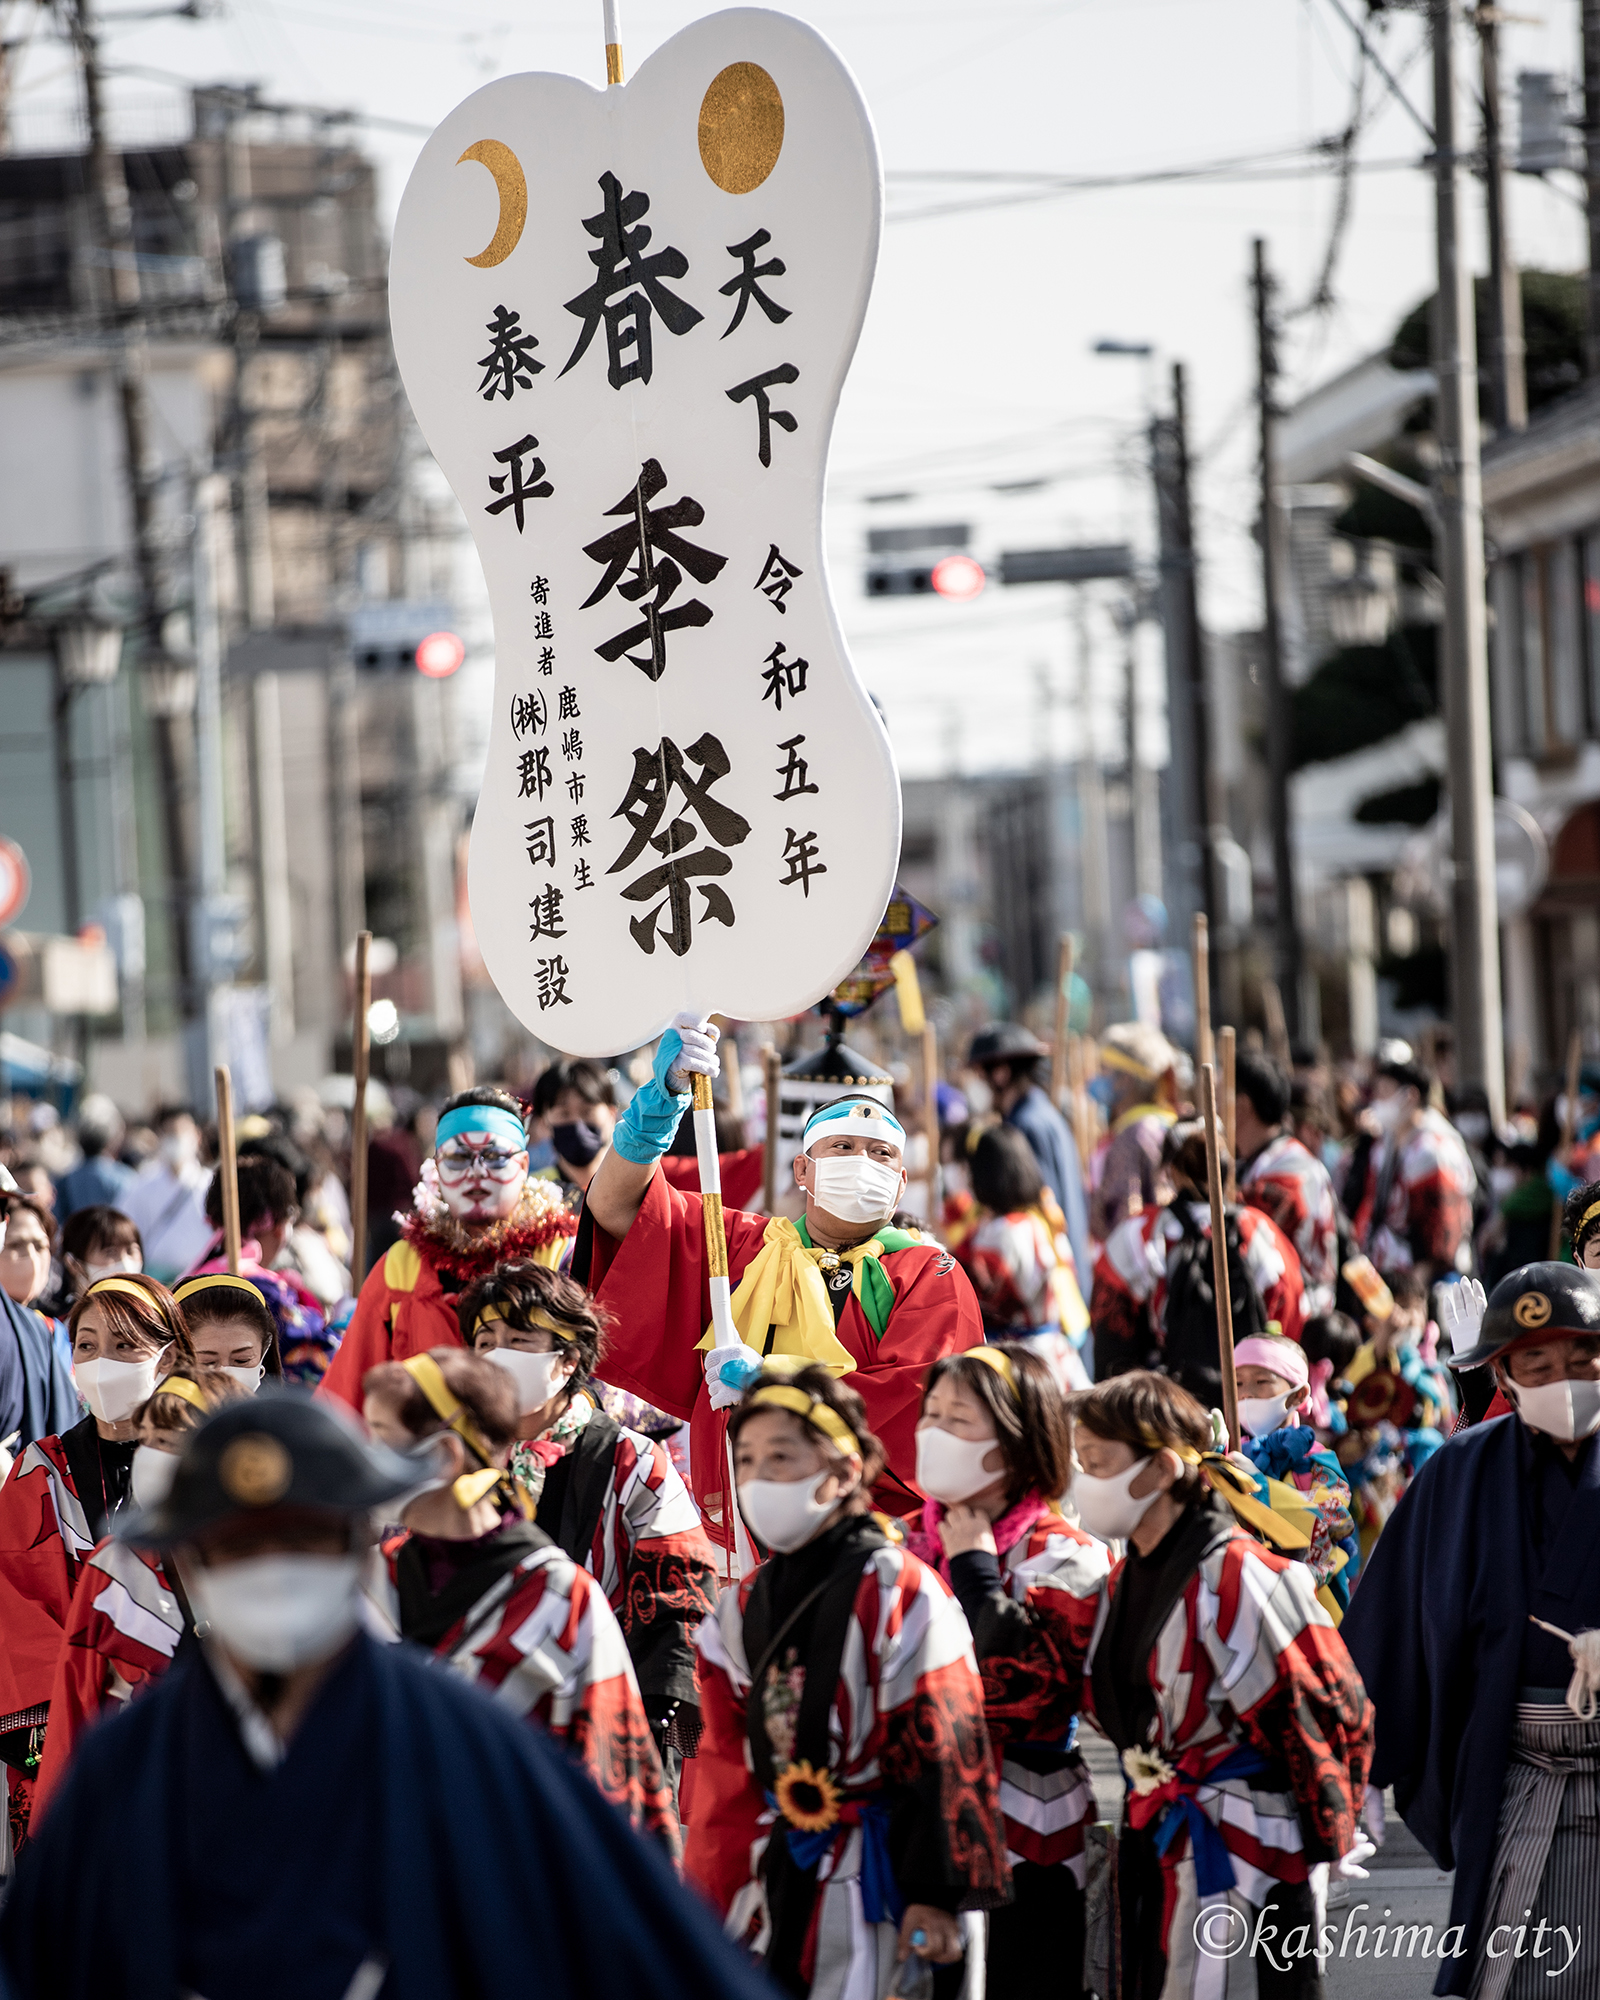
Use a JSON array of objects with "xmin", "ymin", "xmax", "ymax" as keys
[
  {"xmin": 414, "ymin": 630, "xmax": 466, "ymax": 678},
  {"xmin": 930, "ymin": 554, "xmax": 986, "ymax": 601}
]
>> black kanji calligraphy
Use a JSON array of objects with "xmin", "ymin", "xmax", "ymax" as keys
[
  {"xmin": 518, "ymin": 746, "xmax": 553, "ymax": 801},
  {"xmin": 581, "ymin": 459, "xmax": 727, "ymax": 681},
  {"xmin": 561, "ymin": 729, "xmax": 583, "ymax": 763},
  {"xmin": 567, "ymin": 770, "xmax": 586, "ymax": 804},
  {"xmin": 558, "ymin": 685, "xmax": 581, "ymax": 720},
  {"xmin": 773, "ymin": 734, "xmax": 819, "ymax": 802},
  {"xmin": 533, "ymin": 611, "xmax": 554, "ymax": 640},
  {"xmin": 485, "ymin": 435, "xmax": 553, "ymax": 530},
  {"xmin": 570, "ymin": 814, "xmax": 591, "ymax": 848},
  {"xmin": 524, "ymin": 816, "xmax": 557, "ymax": 868},
  {"xmin": 535, "ymin": 956, "xmax": 572, "ymax": 1009},
  {"xmin": 511, "ymin": 690, "xmax": 548, "ymax": 738},
  {"xmin": 727, "ymin": 364, "xmax": 799, "ymax": 468},
  {"xmin": 778, "ymin": 827, "xmax": 827, "ymax": 897},
  {"xmin": 719, "ymin": 228, "xmax": 790, "ymax": 338},
  {"xmin": 755, "ymin": 542, "xmax": 803, "ymax": 613},
  {"xmin": 760, "ymin": 642, "xmax": 810, "ymax": 711},
  {"xmin": 477, "ymin": 305, "xmax": 543, "ymax": 401},
  {"xmin": 537, "ymin": 647, "xmax": 555, "ymax": 676},
  {"xmin": 531, "ymin": 576, "xmax": 549, "ymax": 605},
  {"xmin": 561, "ymin": 171, "xmax": 703, "ymax": 390},
  {"xmin": 573, "ymin": 858, "xmax": 595, "ymax": 891},
  {"xmin": 528, "ymin": 883, "xmax": 567, "ymax": 940},
  {"xmin": 608, "ymin": 733, "xmax": 750, "ymax": 957}
]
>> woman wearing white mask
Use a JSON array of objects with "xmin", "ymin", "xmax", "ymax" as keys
[
  {"xmin": 0, "ymin": 1272, "xmax": 193, "ymax": 1860},
  {"xmin": 361, "ymin": 1345, "xmax": 679, "ymax": 1853},
  {"xmin": 1074, "ymin": 1372, "xmax": 1374, "ymax": 2000},
  {"xmin": 687, "ymin": 1360, "xmax": 1008, "ymax": 2000},
  {"xmin": 58, "ymin": 1205, "xmax": 143, "ymax": 1308},
  {"xmin": 32, "ymin": 1367, "xmax": 248, "ymax": 1818},
  {"xmin": 904, "ymin": 1343, "xmax": 1109, "ymax": 1997},
  {"xmin": 172, "ymin": 1274, "xmax": 282, "ymax": 1391},
  {"xmin": 457, "ymin": 1262, "xmax": 716, "ymax": 1787}
]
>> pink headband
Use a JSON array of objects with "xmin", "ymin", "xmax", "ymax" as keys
[{"xmin": 1233, "ymin": 1337, "xmax": 1309, "ymax": 1389}]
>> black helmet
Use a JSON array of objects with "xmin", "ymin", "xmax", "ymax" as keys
[
  {"xmin": 968, "ymin": 1023, "xmax": 1047, "ymax": 1070},
  {"xmin": 1448, "ymin": 1262, "xmax": 1600, "ymax": 1370},
  {"xmin": 118, "ymin": 1386, "xmax": 419, "ymax": 1547}
]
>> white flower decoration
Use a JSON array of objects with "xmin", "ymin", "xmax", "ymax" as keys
[{"xmin": 1122, "ymin": 1746, "xmax": 1176, "ymax": 1796}]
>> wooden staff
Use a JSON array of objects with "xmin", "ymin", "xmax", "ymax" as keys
[
  {"xmin": 1261, "ymin": 977, "xmax": 1290, "ymax": 1067},
  {"xmin": 1050, "ymin": 933, "xmax": 1075, "ymax": 1109},
  {"xmin": 693, "ymin": 1065, "xmax": 756, "ymax": 1577},
  {"xmin": 349, "ymin": 930, "xmax": 372, "ymax": 1290},
  {"xmin": 1200, "ymin": 1062, "xmax": 1241, "ymax": 1451},
  {"xmin": 1192, "ymin": 912, "xmax": 1212, "ymax": 1070},
  {"xmin": 761, "ymin": 1042, "xmax": 781, "ymax": 1215},
  {"xmin": 923, "ymin": 1020, "xmax": 942, "ymax": 1219},
  {"xmin": 1219, "ymin": 1024, "xmax": 1237, "ymax": 1200},
  {"xmin": 214, "ymin": 1064, "xmax": 241, "ymax": 1277},
  {"xmin": 1067, "ymin": 1031, "xmax": 1092, "ymax": 1175},
  {"xmin": 1551, "ymin": 1030, "xmax": 1583, "ymax": 1258}
]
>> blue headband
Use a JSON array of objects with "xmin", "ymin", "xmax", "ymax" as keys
[
  {"xmin": 436, "ymin": 1105, "xmax": 527, "ymax": 1153},
  {"xmin": 802, "ymin": 1098, "xmax": 906, "ymax": 1147}
]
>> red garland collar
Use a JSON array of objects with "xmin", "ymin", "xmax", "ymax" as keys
[{"xmin": 398, "ymin": 1189, "xmax": 576, "ymax": 1285}]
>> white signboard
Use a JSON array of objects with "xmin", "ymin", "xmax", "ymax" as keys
[{"xmin": 390, "ymin": 9, "xmax": 898, "ymax": 1056}]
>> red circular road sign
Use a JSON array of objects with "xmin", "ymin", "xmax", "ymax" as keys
[
  {"xmin": 414, "ymin": 630, "xmax": 466, "ymax": 678},
  {"xmin": 0, "ymin": 837, "xmax": 30, "ymax": 927},
  {"xmin": 930, "ymin": 554, "xmax": 986, "ymax": 601}
]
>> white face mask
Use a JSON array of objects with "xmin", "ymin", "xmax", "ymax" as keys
[
  {"xmin": 483, "ymin": 1344, "xmax": 574, "ymax": 1414},
  {"xmin": 1506, "ymin": 1376, "xmax": 1600, "ymax": 1443},
  {"xmin": 75, "ymin": 1345, "xmax": 168, "ymax": 1423},
  {"xmin": 1071, "ymin": 1460, "xmax": 1161, "ymax": 1542},
  {"xmin": 160, "ymin": 1128, "xmax": 200, "ymax": 1170},
  {"xmin": 737, "ymin": 1469, "xmax": 844, "ymax": 1553},
  {"xmin": 1369, "ymin": 1093, "xmax": 1407, "ymax": 1135},
  {"xmin": 916, "ymin": 1425, "xmax": 1003, "ymax": 1504},
  {"xmin": 1238, "ymin": 1394, "xmax": 1293, "ymax": 1439},
  {"xmin": 185, "ymin": 1553, "xmax": 364, "ymax": 1672},
  {"xmin": 130, "ymin": 1444, "xmax": 179, "ymax": 1509},
  {"xmin": 84, "ymin": 1253, "xmax": 142, "ymax": 1283},
  {"xmin": 386, "ymin": 1437, "xmax": 455, "ymax": 1522},
  {"xmin": 220, "ymin": 1363, "xmax": 266, "ymax": 1394},
  {"xmin": 808, "ymin": 1152, "xmax": 903, "ymax": 1227}
]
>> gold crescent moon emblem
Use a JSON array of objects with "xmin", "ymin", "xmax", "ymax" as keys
[
  {"xmin": 458, "ymin": 140, "xmax": 527, "ymax": 269},
  {"xmin": 1514, "ymin": 1291, "xmax": 1553, "ymax": 1330}
]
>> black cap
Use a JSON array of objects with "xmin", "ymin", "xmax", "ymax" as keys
[
  {"xmin": 1448, "ymin": 1262, "xmax": 1600, "ymax": 1370},
  {"xmin": 117, "ymin": 1387, "xmax": 420, "ymax": 1547},
  {"xmin": 968, "ymin": 1023, "xmax": 1047, "ymax": 1068}
]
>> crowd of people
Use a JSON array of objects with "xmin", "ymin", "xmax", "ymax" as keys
[{"xmin": 0, "ymin": 1010, "xmax": 1595, "ymax": 1999}]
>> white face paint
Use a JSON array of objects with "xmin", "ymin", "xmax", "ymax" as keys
[{"xmin": 433, "ymin": 1130, "xmax": 528, "ymax": 1223}]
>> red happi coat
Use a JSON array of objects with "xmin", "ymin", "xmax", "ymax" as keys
[
  {"xmin": 1091, "ymin": 1200, "xmax": 1306, "ymax": 1356},
  {"xmin": 579, "ymin": 1169, "xmax": 985, "ymax": 1542},
  {"xmin": 1239, "ymin": 1132, "xmax": 1341, "ymax": 1318},
  {"xmin": 907, "ymin": 1497, "xmax": 1110, "ymax": 1881},
  {"xmin": 378, "ymin": 1527, "xmax": 679, "ymax": 1855},
  {"xmin": 687, "ymin": 1533, "xmax": 1007, "ymax": 2000},
  {"xmin": 1085, "ymin": 1516, "xmax": 1371, "ymax": 1934},
  {"xmin": 1351, "ymin": 1108, "xmax": 1476, "ymax": 1277},
  {"xmin": 32, "ymin": 1538, "xmax": 185, "ymax": 1819}
]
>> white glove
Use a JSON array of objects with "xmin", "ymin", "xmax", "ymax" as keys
[
  {"xmin": 705, "ymin": 1343, "xmax": 755, "ymax": 1411},
  {"xmin": 1437, "ymin": 1278, "xmax": 1488, "ymax": 1359},
  {"xmin": 1334, "ymin": 1836, "xmax": 1376, "ymax": 1881},
  {"xmin": 665, "ymin": 1012, "xmax": 720, "ymax": 1093}
]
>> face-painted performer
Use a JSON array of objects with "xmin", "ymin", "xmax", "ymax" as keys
[{"xmin": 318, "ymin": 1087, "xmax": 575, "ymax": 1413}]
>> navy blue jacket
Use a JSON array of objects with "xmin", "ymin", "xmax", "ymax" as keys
[
  {"xmin": 1005, "ymin": 1083, "xmax": 1092, "ymax": 1287},
  {"xmin": 0, "ymin": 1632, "xmax": 772, "ymax": 2000},
  {"xmin": 0, "ymin": 1291, "xmax": 78, "ymax": 1451},
  {"xmin": 1342, "ymin": 1414, "xmax": 1600, "ymax": 1995}
]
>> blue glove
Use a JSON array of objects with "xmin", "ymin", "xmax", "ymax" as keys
[{"xmin": 611, "ymin": 1014, "xmax": 718, "ymax": 1165}]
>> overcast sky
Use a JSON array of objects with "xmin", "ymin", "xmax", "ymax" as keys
[{"xmin": 7, "ymin": 0, "xmax": 1590, "ymax": 776}]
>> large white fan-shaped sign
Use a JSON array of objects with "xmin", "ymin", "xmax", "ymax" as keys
[{"xmin": 390, "ymin": 9, "xmax": 898, "ymax": 1056}]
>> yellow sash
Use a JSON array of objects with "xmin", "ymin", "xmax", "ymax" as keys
[{"xmin": 693, "ymin": 1216, "xmax": 874, "ymax": 1376}]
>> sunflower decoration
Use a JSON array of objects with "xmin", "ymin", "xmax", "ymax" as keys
[
  {"xmin": 774, "ymin": 1759, "xmax": 842, "ymax": 1833},
  {"xmin": 1121, "ymin": 1746, "xmax": 1176, "ymax": 1797}
]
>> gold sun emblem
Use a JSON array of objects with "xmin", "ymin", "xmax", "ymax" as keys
[
  {"xmin": 774, "ymin": 1759, "xmax": 842, "ymax": 1834},
  {"xmin": 218, "ymin": 1434, "xmax": 293, "ymax": 1507}
]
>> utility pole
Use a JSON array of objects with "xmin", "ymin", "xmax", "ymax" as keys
[
  {"xmin": 1478, "ymin": 7, "xmax": 1527, "ymax": 429},
  {"xmin": 1252, "ymin": 239, "xmax": 1303, "ymax": 1044},
  {"xmin": 1432, "ymin": 0, "xmax": 1506, "ymax": 1121},
  {"xmin": 1586, "ymin": 1, "xmax": 1600, "ymax": 378},
  {"xmin": 1152, "ymin": 363, "xmax": 1221, "ymax": 1029}
]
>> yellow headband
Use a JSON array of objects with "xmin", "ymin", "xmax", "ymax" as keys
[
  {"xmin": 1581, "ymin": 1200, "xmax": 1600, "ymax": 1236},
  {"xmin": 1100, "ymin": 1044, "xmax": 1164, "ymax": 1084},
  {"xmin": 471, "ymin": 1303, "xmax": 574, "ymax": 1345},
  {"xmin": 84, "ymin": 1276, "xmax": 156, "ymax": 1306},
  {"xmin": 966, "ymin": 1347, "xmax": 1017, "ymax": 1394},
  {"xmin": 1136, "ymin": 1428, "xmax": 1203, "ymax": 1467},
  {"xmin": 151, "ymin": 1374, "xmax": 208, "ymax": 1414},
  {"xmin": 174, "ymin": 1274, "xmax": 265, "ymax": 1309},
  {"xmin": 748, "ymin": 1383, "xmax": 862, "ymax": 1459}
]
